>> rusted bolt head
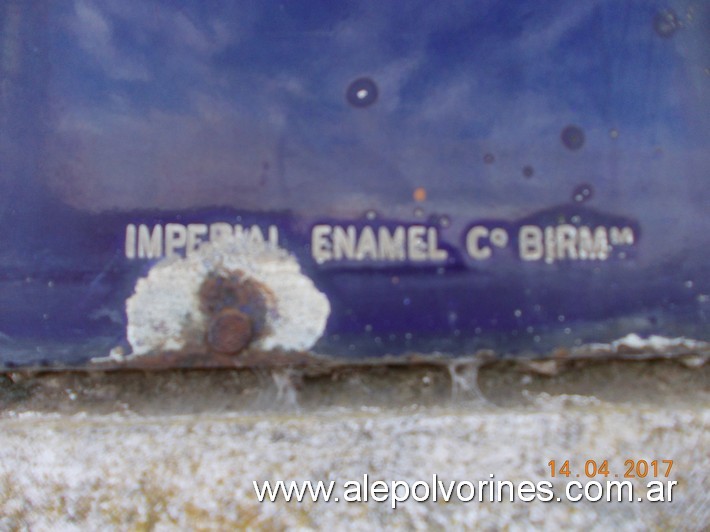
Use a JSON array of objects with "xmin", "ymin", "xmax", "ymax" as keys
[{"xmin": 207, "ymin": 309, "xmax": 253, "ymax": 354}]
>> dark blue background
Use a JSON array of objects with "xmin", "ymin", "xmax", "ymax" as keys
[{"xmin": 0, "ymin": 0, "xmax": 707, "ymax": 367}]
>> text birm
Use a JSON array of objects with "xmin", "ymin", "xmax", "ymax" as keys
[{"xmin": 123, "ymin": 221, "xmax": 636, "ymax": 265}]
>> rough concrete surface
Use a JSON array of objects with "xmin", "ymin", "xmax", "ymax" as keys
[{"xmin": 0, "ymin": 359, "xmax": 708, "ymax": 531}]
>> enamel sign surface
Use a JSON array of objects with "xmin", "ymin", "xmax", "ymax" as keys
[{"xmin": 0, "ymin": 1, "xmax": 708, "ymax": 369}]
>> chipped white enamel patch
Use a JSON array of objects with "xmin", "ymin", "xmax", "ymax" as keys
[{"xmin": 125, "ymin": 237, "xmax": 330, "ymax": 356}]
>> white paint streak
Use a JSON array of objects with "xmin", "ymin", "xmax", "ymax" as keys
[
  {"xmin": 125, "ymin": 237, "xmax": 330, "ymax": 356},
  {"xmin": 583, "ymin": 333, "xmax": 709, "ymax": 357}
]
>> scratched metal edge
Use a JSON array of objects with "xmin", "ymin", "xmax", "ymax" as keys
[
  {"xmin": 4, "ymin": 349, "xmax": 709, "ymax": 376},
  {"xmin": 2, "ymin": 340, "xmax": 705, "ymax": 374}
]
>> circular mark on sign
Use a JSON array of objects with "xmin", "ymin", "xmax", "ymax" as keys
[
  {"xmin": 483, "ymin": 153, "xmax": 495, "ymax": 164},
  {"xmin": 609, "ymin": 128, "xmax": 619, "ymax": 139},
  {"xmin": 522, "ymin": 165, "xmax": 534, "ymax": 178},
  {"xmin": 653, "ymin": 10, "xmax": 680, "ymax": 38},
  {"xmin": 572, "ymin": 183, "xmax": 594, "ymax": 203},
  {"xmin": 413, "ymin": 187, "xmax": 427, "ymax": 202},
  {"xmin": 490, "ymin": 228, "xmax": 508, "ymax": 248},
  {"xmin": 208, "ymin": 309, "xmax": 253, "ymax": 354},
  {"xmin": 561, "ymin": 125, "xmax": 585, "ymax": 151},
  {"xmin": 199, "ymin": 271, "xmax": 273, "ymax": 341},
  {"xmin": 346, "ymin": 77, "xmax": 378, "ymax": 107}
]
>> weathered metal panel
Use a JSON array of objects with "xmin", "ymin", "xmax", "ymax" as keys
[{"xmin": 0, "ymin": 1, "xmax": 708, "ymax": 369}]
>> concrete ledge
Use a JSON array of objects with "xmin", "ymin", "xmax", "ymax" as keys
[{"xmin": 1, "ymin": 360, "xmax": 708, "ymax": 530}]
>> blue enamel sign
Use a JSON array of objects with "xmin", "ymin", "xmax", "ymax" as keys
[{"xmin": 0, "ymin": 1, "xmax": 708, "ymax": 369}]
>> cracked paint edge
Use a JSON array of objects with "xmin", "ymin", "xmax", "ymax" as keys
[{"xmin": 103, "ymin": 237, "xmax": 331, "ymax": 360}]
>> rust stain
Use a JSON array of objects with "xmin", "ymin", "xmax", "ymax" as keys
[
  {"xmin": 198, "ymin": 271, "xmax": 275, "ymax": 356},
  {"xmin": 92, "ymin": 347, "xmax": 339, "ymax": 373},
  {"xmin": 207, "ymin": 309, "xmax": 253, "ymax": 354}
]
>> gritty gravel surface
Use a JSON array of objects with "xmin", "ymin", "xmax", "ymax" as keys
[{"xmin": 0, "ymin": 360, "xmax": 708, "ymax": 530}]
